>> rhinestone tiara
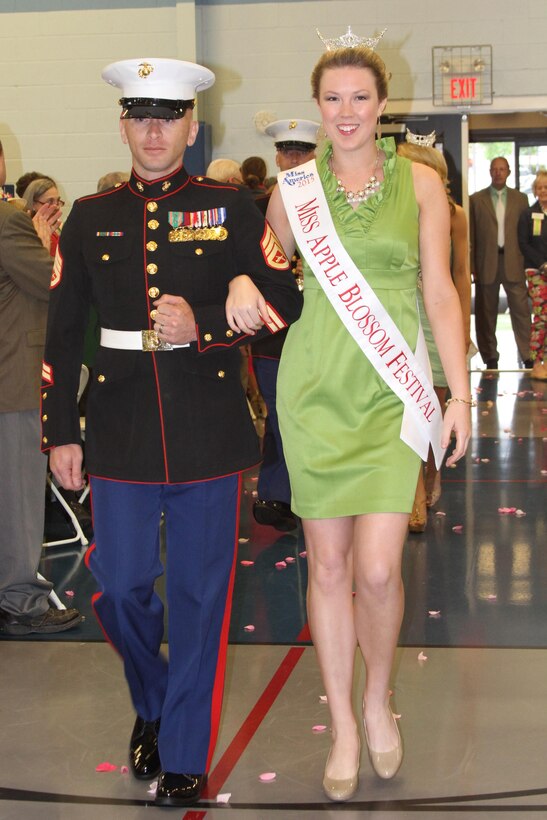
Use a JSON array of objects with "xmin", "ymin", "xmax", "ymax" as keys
[
  {"xmin": 405, "ymin": 128, "xmax": 436, "ymax": 147},
  {"xmin": 316, "ymin": 26, "xmax": 387, "ymax": 52}
]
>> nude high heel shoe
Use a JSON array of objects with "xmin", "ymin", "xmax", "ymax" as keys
[
  {"xmin": 322, "ymin": 738, "xmax": 360, "ymax": 802},
  {"xmin": 363, "ymin": 710, "xmax": 403, "ymax": 780}
]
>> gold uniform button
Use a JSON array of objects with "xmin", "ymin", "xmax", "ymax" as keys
[
  {"xmin": 42, "ymin": 436, "xmax": 48, "ymax": 444},
  {"xmin": 146, "ymin": 241, "xmax": 158, "ymax": 252},
  {"xmin": 196, "ymin": 176, "xmax": 204, "ymax": 182},
  {"xmin": 217, "ymin": 370, "xmax": 225, "ymax": 379},
  {"xmin": 226, "ymin": 329, "xmax": 234, "ymax": 338},
  {"xmin": 150, "ymin": 309, "xmax": 158, "ymax": 319},
  {"xmin": 148, "ymin": 286, "xmax": 160, "ymax": 298},
  {"xmin": 195, "ymin": 248, "xmax": 203, "ymax": 256},
  {"xmin": 204, "ymin": 333, "xmax": 212, "ymax": 342},
  {"xmin": 147, "ymin": 263, "xmax": 158, "ymax": 275},
  {"xmin": 148, "ymin": 219, "xmax": 159, "ymax": 230},
  {"xmin": 101, "ymin": 253, "xmax": 110, "ymax": 261},
  {"xmin": 42, "ymin": 392, "xmax": 47, "ymax": 399},
  {"xmin": 147, "ymin": 201, "xmax": 158, "ymax": 212},
  {"xmin": 42, "ymin": 414, "xmax": 48, "ymax": 422},
  {"xmin": 97, "ymin": 374, "xmax": 106, "ymax": 383}
]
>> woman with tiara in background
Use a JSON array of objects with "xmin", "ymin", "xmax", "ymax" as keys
[{"xmin": 226, "ymin": 27, "xmax": 472, "ymax": 801}]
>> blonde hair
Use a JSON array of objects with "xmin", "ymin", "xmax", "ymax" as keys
[
  {"xmin": 397, "ymin": 142, "xmax": 455, "ymax": 214},
  {"xmin": 311, "ymin": 46, "xmax": 390, "ymax": 101},
  {"xmin": 532, "ymin": 170, "xmax": 547, "ymax": 196},
  {"xmin": 206, "ymin": 158, "xmax": 242, "ymax": 183}
]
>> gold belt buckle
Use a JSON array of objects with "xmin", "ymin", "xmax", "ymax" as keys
[{"xmin": 142, "ymin": 330, "xmax": 173, "ymax": 351}]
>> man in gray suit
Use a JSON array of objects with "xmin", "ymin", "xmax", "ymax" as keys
[
  {"xmin": 0, "ymin": 139, "xmax": 82, "ymax": 634},
  {"xmin": 470, "ymin": 156, "xmax": 531, "ymax": 369}
]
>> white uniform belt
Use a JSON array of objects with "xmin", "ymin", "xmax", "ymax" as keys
[{"xmin": 100, "ymin": 328, "xmax": 189, "ymax": 352}]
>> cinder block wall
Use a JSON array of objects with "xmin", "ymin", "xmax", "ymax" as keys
[{"xmin": 1, "ymin": 0, "xmax": 545, "ymax": 205}]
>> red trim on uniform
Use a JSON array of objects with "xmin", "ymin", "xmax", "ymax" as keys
[
  {"xmin": 90, "ymin": 591, "xmax": 122, "ymax": 658},
  {"xmin": 196, "ymin": 328, "xmax": 251, "ymax": 353},
  {"xmin": 204, "ymin": 472, "xmax": 243, "ymax": 773},
  {"xmin": 263, "ymin": 302, "xmax": 288, "ymax": 334},
  {"xmin": 150, "ymin": 352, "xmax": 170, "ymax": 482},
  {"xmin": 202, "ymin": 645, "xmax": 306, "ymax": 799},
  {"xmin": 76, "ymin": 185, "xmax": 127, "ymax": 204},
  {"xmin": 84, "ymin": 541, "xmax": 95, "ymax": 570},
  {"xmin": 192, "ymin": 177, "xmax": 240, "ymax": 192},
  {"xmin": 85, "ymin": 462, "xmax": 262, "ymax": 486},
  {"xmin": 50, "ymin": 246, "xmax": 63, "ymax": 289}
]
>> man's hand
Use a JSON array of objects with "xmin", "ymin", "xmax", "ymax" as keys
[
  {"xmin": 49, "ymin": 444, "xmax": 85, "ymax": 491},
  {"xmin": 153, "ymin": 294, "xmax": 197, "ymax": 345}
]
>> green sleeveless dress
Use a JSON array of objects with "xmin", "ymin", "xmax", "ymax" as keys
[{"xmin": 277, "ymin": 137, "xmax": 422, "ymax": 518}]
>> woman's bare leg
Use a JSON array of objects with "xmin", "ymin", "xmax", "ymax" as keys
[
  {"xmin": 353, "ymin": 512, "xmax": 408, "ymax": 752},
  {"xmin": 303, "ymin": 516, "xmax": 360, "ymax": 779}
]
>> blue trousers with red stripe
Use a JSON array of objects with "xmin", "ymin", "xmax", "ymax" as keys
[{"xmin": 87, "ymin": 474, "xmax": 241, "ymax": 773}]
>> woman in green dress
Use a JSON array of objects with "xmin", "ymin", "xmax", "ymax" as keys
[{"xmin": 226, "ymin": 37, "xmax": 472, "ymax": 801}]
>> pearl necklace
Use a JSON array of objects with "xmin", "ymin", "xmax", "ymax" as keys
[{"xmin": 330, "ymin": 147, "xmax": 381, "ymax": 203}]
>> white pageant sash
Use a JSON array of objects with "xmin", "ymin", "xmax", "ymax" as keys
[{"xmin": 278, "ymin": 160, "xmax": 444, "ymax": 467}]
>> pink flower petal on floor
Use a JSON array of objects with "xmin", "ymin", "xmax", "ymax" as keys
[
  {"xmin": 428, "ymin": 610, "xmax": 441, "ymax": 617},
  {"xmin": 147, "ymin": 781, "xmax": 158, "ymax": 794},
  {"xmin": 435, "ymin": 511, "xmax": 446, "ymax": 517},
  {"xmin": 217, "ymin": 793, "xmax": 231, "ymax": 803},
  {"xmin": 64, "ymin": 590, "xmax": 75, "ymax": 597},
  {"xmin": 487, "ymin": 594, "xmax": 497, "ymax": 600},
  {"xmin": 95, "ymin": 762, "xmax": 118, "ymax": 772},
  {"xmin": 452, "ymin": 525, "xmax": 463, "ymax": 533},
  {"xmin": 244, "ymin": 624, "xmax": 255, "ymax": 632},
  {"xmin": 238, "ymin": 537, "xmax": 250, "ymax": 543},
  {"xmin": 319, "ymin": 695, "xmax": 328, "ymax": 703},
  {"xmin": 312, "ymin": 724, "xmax": 328, "ymax": 733},
  {"xmin": 240, "ymin": 560, "xmax": 254, "ymax": 566},
  {"xmin": 515, "ymin": 509, "xmax": 526, "ymax": 517},
  {"xmin": 251, "ymin": 490, "xmax": 258, "ymax": 497},
  {"xmin": 480, "ymin": 458, "xmax": 490, "ymax": 463},
  {"xmin": 418, "ymin": 651, "xmax": 428, "ymax": 661},
  {"xmin": 299, "ymin": 550, "xmax": 307, "ymax": 558},
  {"xmin": 275, "ymin": 560, "xmax": 287, "ymax": 569},
  {"xmin": 498, "ymin": 507, "xmax": 517, "ymax": 514},
  {"xmin": 541, "ymin": 470, "xmax": 547, "ymax": 476},
  {"xmin": 285, "ymin": 556, "xmax": 296, "ymax": 563},
  {"xmin": 120, "ymin": 765, "xmax": 129, "ymax": 774},
  {"xmin": 259, "ymin": 772, "xmax": 277, "ymax": 782}
]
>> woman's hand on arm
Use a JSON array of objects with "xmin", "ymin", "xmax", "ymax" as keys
[{"xmin": 226, "ymin": 275, "xmax": 267, "ymax": 335}]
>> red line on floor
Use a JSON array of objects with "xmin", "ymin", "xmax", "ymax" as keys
[{"xmin": 200, "ymin": 645, "xmax": 306, "ymax": 802}]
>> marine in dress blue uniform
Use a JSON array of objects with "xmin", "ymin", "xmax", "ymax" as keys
[
  {"xmin": 252, "ymin": 119, "xmax": 318, "ymax": 531},
  {"xmin": 41, "ymin": 57, "xmax": 302, "ymax": 807}
]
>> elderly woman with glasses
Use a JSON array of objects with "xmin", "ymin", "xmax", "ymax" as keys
[{"xmin": 22, "ymin": 177, "xmax": 64, "ymax": 256}]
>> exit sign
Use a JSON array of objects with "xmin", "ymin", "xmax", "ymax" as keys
[
  {"xmin": 446, "ymin": 75, "xmax": 481, "ymax": 103},
  {"xmin": 432, "ymin": 45, "xmax": 493, "ymax": 107}
]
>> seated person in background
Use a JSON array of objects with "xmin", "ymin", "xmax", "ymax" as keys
[
  {"xmin": 241, "ymin": 155, "xmax": 267, "ymax": 196},
  {"xmin": 22, "ymin": 177, "xmax": 63, "ymax": 257},
  {"xmin": 97, "ymin": 171, "xmax": 130, "ymax": 192},
  {"xmin": 206, "ymin": 158, "xmax": 242, "ymax": 185}
]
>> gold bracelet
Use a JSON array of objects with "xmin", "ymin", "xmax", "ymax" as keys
[{"xmin": 445, "ymin": 396, "xmax": 477, "ymax": 408}]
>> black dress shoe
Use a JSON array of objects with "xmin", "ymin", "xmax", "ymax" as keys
[
  {"xmin": 0, "ymin": 605, "xmax": 83, "ymax": 635},
  {"xmin": 253, "ymin": 499, "xmax": 297, "ymax": 531},
  {"xmin": 485, "ymin": 358, "xmax": 499, "ymax": 370},
  {"xmin": 129, "ymin": 716, "xmax": 161, "ymax": 780},
  {"xmin": 154, "ymin": 771, "xmax": 207, "ymax": 807}
]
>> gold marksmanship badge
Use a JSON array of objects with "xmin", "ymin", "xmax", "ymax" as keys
[{"xmin": 168, "ymin": 226, "xmax": 228, "ymax": 242}]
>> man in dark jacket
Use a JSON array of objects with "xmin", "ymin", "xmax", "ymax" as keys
[{"xmin": 42, "ymin": 59, "xmax": 302, "ymax": 807}]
